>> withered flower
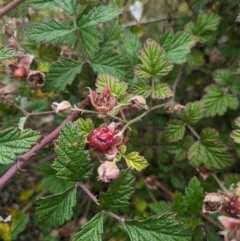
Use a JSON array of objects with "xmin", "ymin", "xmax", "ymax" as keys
[
  {"xmin": 88, "ymin": 85, "xmax": 116, "ymax": 113},
  {"xmin": 97, "ymin": 161, "xmax": 120, "ymax": 183},
  {"xmin": 202, "ymin": 192, "xmax": 225, "ymax": 213},
  {"xmin": 51, "ymin": 101, "xmax": 72, "ymax": 115},
  {"xmin": 27, "ymin": 71, "xmax": 45, "ymax": 88},
  {"xmin": 129, "ymin": 95, "xmax": 149, "ymax": 110}
]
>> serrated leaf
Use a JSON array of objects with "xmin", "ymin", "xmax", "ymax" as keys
[
  {"xmin": 135, "ymin": 39, "xmax": 173, "ymax": 78},
  {"xmin": 185, "ymin": 177, "xmax": 204, "ymax": 215},
  {"xmin": 79, "ymin": 27, "xmax": 103, "ymax": 58},
  {"xmin": 172, "ymin": 192, "xmax": 188, "ymax": 217},
  {"xmin": 168, "ymin": 136, "xmax": 194, "ymax": 162},
  {"xmin": 0, "ymin": 47, "xmax": 18, "ymax": 60},
  {"xmin": 38, "ymin": 43, "xmax": 61, "ymax": 62},
  {"xmin": 52, "ymin": 123, "xmax": 93, "ymax": 182},
  {"xmin": 192, "ymin": 0, "xmax": 208, "ymax": 10},
  {"xmin": 159, "ymin": 29, "xmax": 196, "ymax": 64},
  {"xmin": 230, "ymin": 130, "xmax": 240, "ymax": 143},
  {"xmin": 96, "ymin": 74, "xmax": 128, "ymax": 99},
  {"xmin": 30, "ymin": 0, "xmax": 55, "ymax": 9},
  {"xmin": 54, "ymin": 0, "xmax": 78, "ymax": 15},
  {"xmin": 130, "ymin": 83, "xmax": 151, "ymax": 98},
  {"xmin": 124, "ymin": 152, "xmax": 148, "ymax": 171},
  {"xmin": 149, "ymin": 201, "xmax": 172, "ymax": 214},
  {"xmin": 163, "ymin": 120, "xmax": 186, "ymax": 143},
  {"xmin": 188, "ymin": 128, "xmax": 233, "ymax": 170},
  {"xmin": 224, "ymin": 174, "xmax": 240, "ymax": 188},
  {"xmin": 28, "ymin": 19, "xmax": 74, "ymax": 44},
  {"xmin": 36, "ymin": 186, "xmax": 76, "ymax": 226},
  {"xmin": 99, "ymin": 170, "xmax": 135, "ymax": 211},
  {"xmin": 76, "ymin": 118, "xmax": 94, "ymax": 139},
  {"xmin": 182, "ymin": 101, "xmax": 204, "ymax": 125},
  {"xmin": 91, "ymin": 51, "xmax": 128, "ymax": 79},
  {"xmin": 43, "ymin": 58, "xmax": 82, "ymax": 93},
  {"xmin": 73, "ymin": 213, "xmax": 103, "ymax": 241},
  {"xmin": 151, "ymin": 83, "xmax": 173, "ymax": 99},
  {"xmin": 202, "ymin": 85, "xmax": 239, "ymax": 117},
  {"xmin": 0, "ymin": 128, "xmax": 40, "ymax": 164},
  {"xmin": 124, "ymin": 213, "xmax": 191, "ymax": 241},
  {"xmin": 36, "ymin": 163, "xmax": 74, "ymax": 194},
  {"xmin": 187, "ymin": 51, "xmax": 205, "ymax": 67},
  {"xmin": 78, "ymin": 6, "xmax": 122, "ymax": 29},
  {"xmin": 185, "ymin": 13, "xmax": 220, "ymax": 43}
]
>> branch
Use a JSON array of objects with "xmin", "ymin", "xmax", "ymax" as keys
[
  {"xmin": 0, "ymin": 0, "xmax": 25, "ymax": 17},
  {"xmin": 0, "ymin": 97, "xmax": 90, "ymax": 190}
]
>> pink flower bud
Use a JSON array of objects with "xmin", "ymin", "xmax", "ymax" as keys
[
  {"xmin": 97, "ymin": 161, "xmax": 120, "ymax": 183},
  {"xmin": 130, "ymin": 95, "xmax": 149, "ymax": 110},
  {"xmin": 88, "ymin": 85, "xmax": 116, "ymax": 113}
]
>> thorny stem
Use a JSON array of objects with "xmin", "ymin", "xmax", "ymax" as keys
[
  {"xmin": 0, "ymin": 97, "xmax": 90, "ymax": 190},
  {"xmin": 0, "ymin": 0, "xmax": 25, "ymax": 17},
  {"xmin": 77, "ymin": 182, "xmax": 125, "ymax": 222}
]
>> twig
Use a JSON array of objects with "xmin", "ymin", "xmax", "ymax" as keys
[
  {"xmin": 186, "ymin": 124, "xmax": 200, "ymax": 139},
  {"xmin": 212, "ymin": 174, "xmax": 228, "ymax": 192},
  {"xmin": 122, "ymin": 15, "xmax": 176, "ymax": 27},
  {"xmin": 172, "ymin": 63, "xmax": 185, "ymax": 103},
  {"xmin": 0, "ymin": 97, "xmax": 90, "ymax": 190},
  {"xmin": 0, "ymin": 0, "xmax": 25, "ymax": 17}
]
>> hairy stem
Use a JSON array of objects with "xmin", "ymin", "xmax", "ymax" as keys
[
  {"xmin": 0, "ymin": 0, "xmax": 25, "ymax": 17},
  {"xmin": 0, "ymin": 97, "xmax": 90, "ymax": 190}
]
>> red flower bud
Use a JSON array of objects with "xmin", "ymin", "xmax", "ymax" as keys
[{"xmin": 14, "ymin": 67, "xmax": 27, "ymax": 78}]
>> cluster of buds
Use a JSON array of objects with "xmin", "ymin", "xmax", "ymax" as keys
[
  {"xmin": 203, "ymin": 183, "xmax": 240, "ymax": 240},
  {"xmin": 87, "ymin": 122, "xmax": 123, "ymax": 160}
]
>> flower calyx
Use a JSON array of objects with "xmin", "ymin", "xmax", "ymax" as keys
[
  {"xmin": 27, "ymin": 70, "xmax": 45, "ymax": 88},
  {"xmin": 202, "ymin": 192, "xmax": 225, "ymax": 214},
  {"xmin": 51, "ymin": 101, "xmax": 72, "ymax": 115},
  {"xmin": 88, "ymin": 85, "xmax": 116, "ymax": 113},
  {"xmin": 129, "ymin": 95, "xmax": 149, "ymax": 110},
  {"xmin": 97, "ymin": 161, "xmax": 120, "ymax": 183}
]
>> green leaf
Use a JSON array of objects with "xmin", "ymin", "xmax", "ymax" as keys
[
  {"xmin": 185, "ymin": 13, "xmax": 220, "ymax": 43},
  {"xmin": 224, "ymin": 174, "xmax": 240, "ymax": 188},
  {"xmin": 91, "ymin": 51, "xmax": 128, "ymax": 79},
  {"xmin": 188, "ymin": 128, "xmax": 233, "ymax": 170},
  {"xmin": 76, "ymin": 118, "xmax": 94, "ymax": 140},
  {"xmin": 0, "ymin": 47, "xmax": 18, "ymax": 60},
  {"xmin": 36, "ymin": 163, "xmax": 74, "ymax": 194},
  {"xmin": 230, "ymin": 130, "xmax": 240, "ymax": 143},
  {"xmin": 79, "ymin": 27, "xmax": 103, "ymax": 58},
  {"xmin": 159, "ymin": 29, "xmax": 196, "ymax": 64},
  {"xmin": 96, "ymin": 74, "xmax": 128, "ymax": 100},
  {"xmin": 54, "ymin": 0, "xmax": 78, "ymax": 15},
  {"xmin": 124, "ymin": 152, "xmax": 148, "ymax": 171},
  {"xmin": 182, "ymin": 101, "xmax": 204, "ymax": 125},
  {"xmin": 192, "ymin": 0, "xmax": 208, "ymax": 10},
  {"xmin": 130, "ymin": 83, "xmax": 152, "ymax": 98},
  {"xmin": 123, "ymin": 213, "xmax": 191, "ymax": 241},
  {"xmin": 202, "ymin": 85, "xmax": 239, "ymax": 117},
  {"xmin": 99, "ymin": 170, "xmax": 135, "ymax": 211},
  {"xmin": 37, "ymin": 43, "xmax": 61, "ymax": 62},
  {"xmin": 30, "ymin": 0, "xmax": 55, "ymax": 9},
  {"xmin": 151, "ymin": 83, "xmax": 173, "ymax": 99},
  {"xmin": 120, "ymin": 31, "xmax": 141, "ymax": 66},
  {"xmin": 135, "ymin": 39, "xmax": 173, "ymax": 78},
  {"xmin": 28, "ymin": 19, "xmax": 74, "ymax": 44},
  {"xmin": 168, "ymin": 136, "xmax": 194, "ymax": 162},
  {"xmin": 185, "ymin": 177, "xmax": 204, "ymax": 215},
  {"xmin": 10, "ymin": 209, "xmax": 29, "ymax": 240},
  {"xmin": 43, "ymin": 58, "xmax": 82, "ymax": 93},
  {"xmin": 36, "ymin": 186, "xmax": 76, "ymax": 226},
  {"xmin": 163, "ymin": 120, "xmax": 186, "ymax": 143},
  {"xmin": 52, "ymin": 123, "xmax": 93, "ymax": 182},
  {"xmin": 78, "ymin": 6, "xmax": 122, "ymax": 29},
  {"xmin": 149, "ymin": 201, "xmax": 172, "ymax": 214},
  {"xmin": 0, "ymin": 128, "xmax": 40, "ymax": 164},
  {"xmin": 213, "ymin": 69, "xmax": 240, "ymax": 95},
  {"xmin": 73, "ymin": 213, "xmax": 103, "ymax": 241},
  {"xmin": 172, "ymin": 192, "xmax": 188, "ymax": 217}
]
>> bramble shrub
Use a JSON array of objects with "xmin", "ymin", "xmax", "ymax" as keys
[{"xmin": 1, "ymin": 0, "xmax": 240, "ymax": 240}]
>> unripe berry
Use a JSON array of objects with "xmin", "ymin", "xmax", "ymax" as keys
[
  {"xmin": 14, "ymin": 67, "xmax": 27, "ymax": 78},
  {"xmin": 87, "ymin": 127, "xmax": 114, "ymax": 151}
]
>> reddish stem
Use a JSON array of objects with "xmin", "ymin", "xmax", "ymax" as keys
[
  {"xmin": 0, "ymin": 97, "xmax": 90, "ymax": 190},
  {"xmin": 0, "ymin": 0, "xmax": 25, "ymax": 17}
]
